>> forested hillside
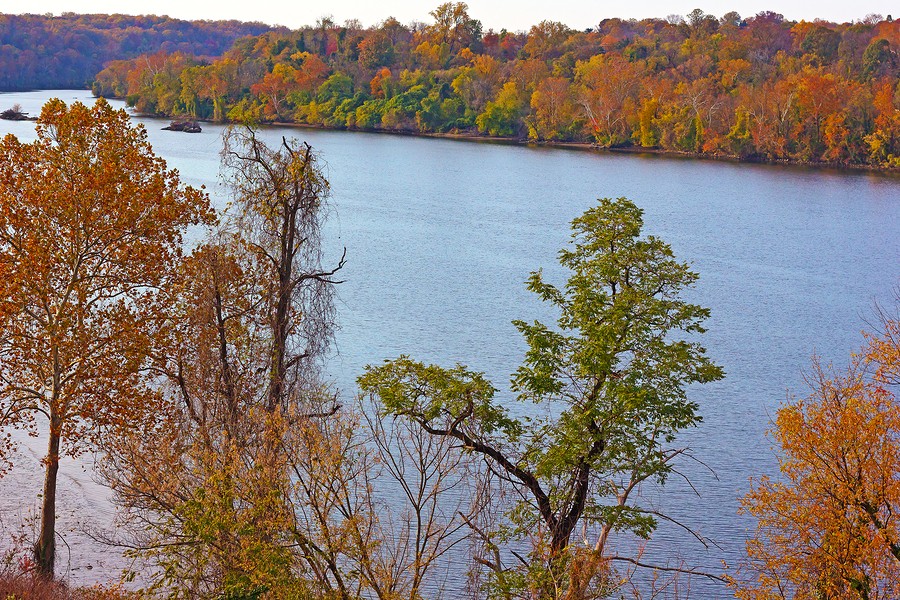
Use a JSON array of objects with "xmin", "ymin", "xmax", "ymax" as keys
[
  {"xmin": 0, "ymin": 13, "xmax": 271, "ymax": 90},
  {"xmin": 92, "ymin": 5, "xmax": 900, "ymax": 169}
]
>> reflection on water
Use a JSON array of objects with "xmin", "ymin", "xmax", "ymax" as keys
[{"xmin": 1, "ymin": 89, "xmax": 899, "ymax": 593}]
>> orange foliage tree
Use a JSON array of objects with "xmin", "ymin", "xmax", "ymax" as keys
[
  {"xmin": 251, "ymin": 63, "xmax": 302, "ymax": 120},
  {"xmin": 528, "ymin": 76, "xmax": 578, "ymax": 140},
  {"xmin": 732, "ymin": 307, "xmax": 900, "ymax": 599},
  {"xmin": 0, "ymin": 99, "xmax": 212, "ymax": 578},
  {"xmin": 575, "ymin": 54, "xmax": 644, "ymax": 147}
]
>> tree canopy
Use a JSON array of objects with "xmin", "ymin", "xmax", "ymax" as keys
[
  {"xmin": 0, "ymin": 13, "xmax": 270, "ymax": 90},
  {"xmin": 360, "ymin": 197, "xmax": 724, "ymax": 597},
  {"xmin": 90, "ymin": 7, "xmax": 900, "ymax": 168},
  {"xmin": 732, "ymin": 305, "xmax": 900, "ymax": 599},
  {"xmin": 0, "ymin": 98, "xmax": 212, "ymax": 577}
]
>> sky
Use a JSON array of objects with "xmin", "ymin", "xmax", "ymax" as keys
[{"xmin": 7, "ymin": 0, "xmax": 896, "ymax": 32}]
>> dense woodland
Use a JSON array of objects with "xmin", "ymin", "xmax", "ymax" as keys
[
  {"xmin": 0, "ymin": 13, "xmax": 270, "ymax": 90},
  {"xmin": 90, "ymin": 5, "xmax": 900, "ymax": 168}
]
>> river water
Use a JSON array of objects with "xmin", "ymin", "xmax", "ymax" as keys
[{"xmin": 1, "ymin": 89, "xmax": 899, "ymax": 595}]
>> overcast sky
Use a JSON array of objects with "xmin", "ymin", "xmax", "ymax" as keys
[{"xmin": 9, "ymin": 1, "xmax": 895, "ymax": 32}]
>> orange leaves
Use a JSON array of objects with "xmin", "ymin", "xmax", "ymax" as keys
[
  {"xmin": 369, "ymin": 67, "xmax": 392, "ymax": 98},
  {"xmin": 867, "ymin": 308, "xmax": 900, "ymax": 386},
  {"xmin": 574, "ymin": 54, "xmax": 644, "ymax": 146},
  {"xmin": 528, "ymin": 76, "xmax": 578, "ymax": 141},
  {"xmin": 0, "ymin": 98, "xmax": 212, "ymax": 576},
  {"xmin": 787, "ymin": 66, "xmax": 864, "ymax": 160},
  {"xmin": 251, "ymin": 64, "xmax": 300, "ymax": 119},
  {"xmin": 292, "ymin": 52, "xmax": 329, "ymax": 91},
  {"xmin": 0, "ymin": 96, "xmax": 212, "ymax": 427},
  {"xmin": 733, "ymin": 315, "xmax": 900, "ymax": 599}
]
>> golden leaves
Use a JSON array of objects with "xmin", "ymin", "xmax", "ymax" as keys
[
  {"xmin": 733, "ymin": 313, "xmax": 900, "ymax": 599},
  {"xmin": 0, "ymin": 98, "xmax": 212, "ymax": 575}
]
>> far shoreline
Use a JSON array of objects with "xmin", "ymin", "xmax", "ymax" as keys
[
  {"xmin": 126, "ymin": 105, "xmax": 900, "ymax": 177},
  {"xmin": 10, "ymin": 89, "xmax": 898, "ymax": 178}
]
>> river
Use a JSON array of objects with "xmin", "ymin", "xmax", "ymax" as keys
[{"xmin": 1, "ymin": 89, "xmax": 899, "ymax": 595}]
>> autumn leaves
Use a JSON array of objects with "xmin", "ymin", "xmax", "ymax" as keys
[
  {"xmin": 92, "ymin": 8, "xmax": 900, "ymax": 169},
  {"xmin": 0, "ymin": 99, "xmax": 212, "ymax": 577},
  {"xmin": 731, "ymin": 308, "xmax": 900, "ymax": 598},
  {"xmin": 0, "ymin": 102, "xmax": 339, "ymax": 588}
]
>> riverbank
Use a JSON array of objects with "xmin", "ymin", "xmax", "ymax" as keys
[
  {"xmin": 102, "ymin": 88, "xmax": 899, "ymax": 176},
  {"xmin": 17, "ymin": 89, "xmax": 897, "ymax": 176},
  {"xmin": 0, "ymin": 572, "xmax": 134, "ymax": 599},
  {"xmin": 248, "ymin": 119, "xmax": 900, "ymax": 176},
  {"xmin": 18, "ymin": 93, "xmax": 896, "ymax": 175}
]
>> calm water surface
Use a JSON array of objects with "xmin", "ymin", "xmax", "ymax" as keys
[{"xmin": 1, "ymin": 90, "xmax": 899, "ymax": 594}]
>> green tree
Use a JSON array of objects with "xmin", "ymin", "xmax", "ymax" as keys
[
  {"xmin": 452, "ymin": 54, "xmax": 503, "ymax": 115},
  {"xmin": 798, "ymin": 25, "xmax": 841, "ymax": 64},
  {"xmin": 360, "ymin": 197, "xmax": 724, "ymax": 597},
  {"xmin": 476, "ymin": 81, "xmax": 527, "ymax": 136},
  {"xmin": 862, "ymin": 38, "xmax": 894, "ymax": 80}
]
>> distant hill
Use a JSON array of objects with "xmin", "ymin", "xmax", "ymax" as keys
[{"xmin": 0, "ymin": 13, "xmax": 273, "ymax": 90}]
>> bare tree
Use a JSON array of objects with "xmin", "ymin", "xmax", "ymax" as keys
[
  {"xmin": 101, "ymin": 129, "xmax": 346, "ymax": 597},
  {"xmin": 221, "ymin": 127, "xmax": 345, "ymax": 414}
]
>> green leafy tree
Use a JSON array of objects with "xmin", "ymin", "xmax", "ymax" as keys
[
  {"xmin": 417, "ymin": 83, "xmax": 466, "ymax": 132},
  {"xmin": 476, "ymin": 81, "xmax": 527, "ymax": 136},
  {"xmin": 359, "ymin": 197, "xmax": 724, "ymax": 597},
  {"xmin": 862, "ymin": 38, "xmax": 894, "ymax": 80},
  {"xmin": 798, "ymin": 25, "xmax": 841, "ymax": 64}
]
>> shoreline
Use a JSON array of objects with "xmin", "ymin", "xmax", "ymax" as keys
[
  {"xmin": 261, "ymin": 121, "xmax": 900, "ymax": 177},
  {"xmin": 120, "ymin": 98, "xmax": 899, "ymax": 177}
]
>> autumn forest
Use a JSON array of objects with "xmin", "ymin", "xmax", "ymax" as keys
[
  {"xmin": 0, "ymin": 4, "xmax": 900, "ymax": 600},
  {"xmin": 84, "ymin": 6, "xmax": 900, "ymax": 169}
]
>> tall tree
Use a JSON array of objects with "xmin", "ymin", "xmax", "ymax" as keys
[
  {"xmin": 220, "ymin": 127, "xmax": 345, "ymax": 414},
  {"xmin": 103, "ymin": 129, "xmax": 347, "ymax": 596},
  {"xmin": 575, "ymin": 54, "xmax": 644, "ymax": 146},
  {"xmin": 426, "ymin": 2, "xmax": 483, "ymax": 54},
  {"xmin": 0, "ymin": 98, "xmax": 211, "ymax": 578},
  {"xmin": 360, "ymin": 197, "xmax": 724, "ymax": 597},
  {"xmin": 528, "ymin": 76, "xmax": 579, "ymax": 140}
]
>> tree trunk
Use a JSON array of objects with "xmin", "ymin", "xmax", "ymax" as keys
[{"xmin": 34, "ymin": 423, "xmax": 60, "ymax": 578}]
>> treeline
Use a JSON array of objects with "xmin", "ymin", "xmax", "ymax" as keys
[
  {"xmin": 0, "ymin": 13, "xmax": 271, "ymax": 90},
  {"xmin": 93, "ymin": 4, "xmax": 900, "ymax": 168}
]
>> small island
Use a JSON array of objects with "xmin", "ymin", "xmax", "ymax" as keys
[
  {"xmin": 0, "ymin": 104, "xmax": 36, "ymax": 121},
  {"xmin": 161, "ymin": 119, "xmax": 201, "ymax": 133}
]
